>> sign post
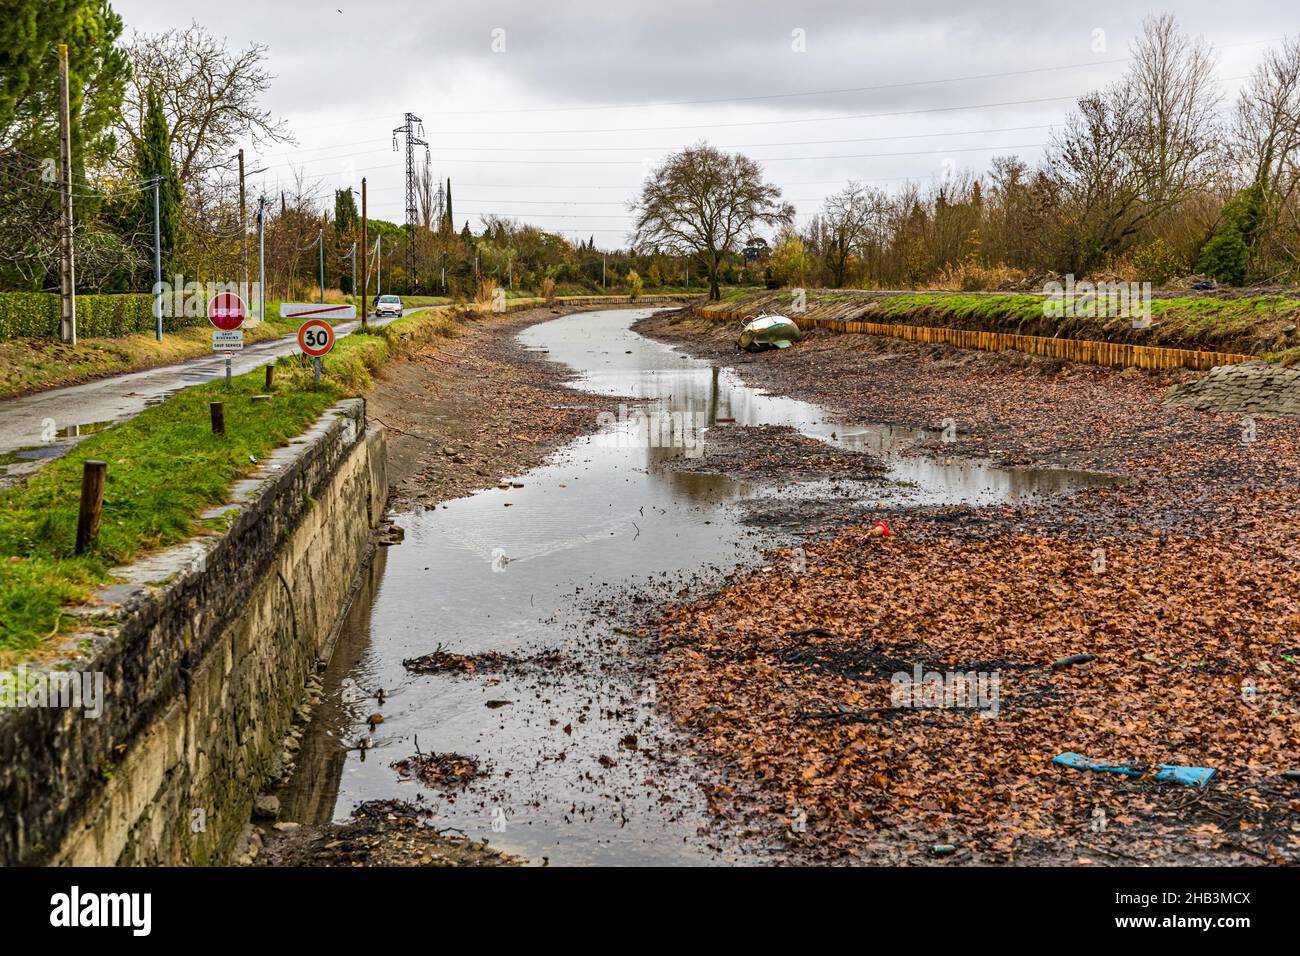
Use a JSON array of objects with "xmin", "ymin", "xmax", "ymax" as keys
[
  {"xmin": 208, "ymin": 291, "xmax": 248, "ymax": 387},
  {"xmin": 298, "ymin": 318, "xmax": 336, "ymax": 383}
]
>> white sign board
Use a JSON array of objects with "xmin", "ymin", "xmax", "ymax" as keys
[
  {"xmin": 279, "ymin": 303, "xmax": 357, "ymax": 320},
  {"xmin": 212, "ymin": 330, "xmax": 244, "ymax": 352}
]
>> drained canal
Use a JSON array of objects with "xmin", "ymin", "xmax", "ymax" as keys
[{"xmin": 276, "ymin": 308, "xmax": 1118, "ymax": 864}]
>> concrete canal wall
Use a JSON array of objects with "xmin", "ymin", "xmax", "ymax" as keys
[{"xmin": 0, "ymin": 399, "xmax": 387, "ymax": 866}]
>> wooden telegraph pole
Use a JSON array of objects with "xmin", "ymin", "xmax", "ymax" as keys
[
  {"xmin": 57, "ymin": 44, "xmax": 76, "ymax": 345},
  {"xmin": 360, "ymin": 177, "xmax": 368, "ymax": 330}
]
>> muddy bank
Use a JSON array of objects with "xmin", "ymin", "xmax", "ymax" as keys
[
  {"xmin": 254, "ymin": 800, "xmax": 519, "ymax": 867},
  {"xmin": 628, "ymin": 309, "xmax": 1300, "ymax": 866}
]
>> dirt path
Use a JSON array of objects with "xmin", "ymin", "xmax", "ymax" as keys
[{"xmin": 623, "ymin": 309, "xmax": 1300, "ymax": 866}]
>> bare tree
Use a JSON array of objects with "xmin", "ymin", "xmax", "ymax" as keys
[
  {"xmin": 115, "ymin": 22, "xmax": 293, "ymax": 188},
  {"xmin": 416, "ymin": 156, "xmax": 441, "ymax": 230},
  {"xmin": 818, "ymin": 181, "xmax": 877, "ymax": 287},
  {"xmin": 632, "ymin": 143, "xmax": 792, "ymax": 300},
  {"xmin": 1230, "ymin": 36, "xmax": 1300, "ymax": 277},
  {"xmin": 1051, "ymin": 14, "xmax": 1220, "ymax": 269},
  {"xmin": 1125, "ymin": 14, "xmax": 1221, "ymax": 211}
]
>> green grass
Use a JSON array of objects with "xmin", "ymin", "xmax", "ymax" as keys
[{"xmin": 0, "ymin": 308, "xmax": 460, "ymax": 662}]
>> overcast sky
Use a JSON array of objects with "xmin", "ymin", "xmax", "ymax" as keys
[{"xmin": 114, "ymin": 0, "xmax": 1299, "ymax": 246}]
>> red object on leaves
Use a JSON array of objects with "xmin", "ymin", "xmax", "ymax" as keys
[{"xmin": 875, "ymin": 521, "xmax": 892, "ymax": 537}]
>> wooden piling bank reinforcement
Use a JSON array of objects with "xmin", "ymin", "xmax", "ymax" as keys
[{"xmin": 698, "ymin": 307, "xmax": 1254, "ymax": 372}]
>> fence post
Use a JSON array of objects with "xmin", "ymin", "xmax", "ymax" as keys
[{"xmin": 74, "ymin": 460, "xmax": 107, "ymax": 555}]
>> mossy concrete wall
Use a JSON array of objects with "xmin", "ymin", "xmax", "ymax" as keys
[{"xmin": 0, "ymin": 399, "xmax": 387, "ymax": 865}]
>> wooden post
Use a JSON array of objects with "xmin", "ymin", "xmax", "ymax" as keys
[
  {"xmin": 360, "ymin": 177, "xmax": 368, "ymax": 330},
  {"xmin": 74, "ymin": 460, "xmax": 106, "ymax": 555},
  {"xmin": 264, "ymin": 363, "xmax": 275, "ymax": 392},
  {"xmin": 210, "ymin": 401, "xmax": 225, "ymax": 435},
  {"xmin": 57, "ymin": 44, "xmax": 76, "ymax": 345}
]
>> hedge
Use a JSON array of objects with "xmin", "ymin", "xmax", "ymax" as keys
[{"xmin": 0, "ymin": 292, "xmax": 209, "ymax": 341}]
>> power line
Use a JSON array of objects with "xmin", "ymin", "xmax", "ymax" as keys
[
  {"xmin": 281, "ymin": 35, "xmax": 1283, "ymax": 130},
  {"xmin": 250, "ymin": 122, "xmax": 1059, "ymax": 169}
]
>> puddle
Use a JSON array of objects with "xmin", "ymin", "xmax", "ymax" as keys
[
  {"xmin": 277, "ymin": 308, "xmax": 1120, "ymax": 865},
  {"xmin": 56, "ymin": 420, "xmax": 114, "ymax": 439}
]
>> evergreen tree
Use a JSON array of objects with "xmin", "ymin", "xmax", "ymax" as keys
[
  {"xmin": 444, "ymin": 178, "xmax": 454, "ymax": 233},
  {"xmin": 335, "ymin": 187, "xmax": 358, "ymax": 235},
  {"xmin": 1195, "ymin": 180, "xmax": 1267, "ymax": 286},
  {"xmin": 135, "ymin": 86, "xmax": 181, "ymax": 279},
  {"xmin": 334, "ymin": 188, "xmax": 358, "ymax": 292}
]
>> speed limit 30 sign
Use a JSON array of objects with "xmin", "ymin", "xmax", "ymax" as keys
[{"xmin": 298, "ymin": 319, "xmax": 335, "ymax": 357}]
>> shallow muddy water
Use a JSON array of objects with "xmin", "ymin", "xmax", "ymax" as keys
[{"xmin": 276, "ymin": 308, "xmax": 1118, "ymax": 865}]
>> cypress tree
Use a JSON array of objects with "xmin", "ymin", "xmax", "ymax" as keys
[{"xmin": 136, "ymin": 86, "xmax": 181, "ymax": 280}]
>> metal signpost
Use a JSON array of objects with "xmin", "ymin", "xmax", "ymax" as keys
[
  {"xmin": 297, "ymin": 318, "xmax": 336, "ymax": 383},
  {"xmin": 208, "ymin": 292, "xmax": 247, "ymax": 387}
]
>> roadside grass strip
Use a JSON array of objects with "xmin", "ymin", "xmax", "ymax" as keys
[{"xmin": 0, "ymin": 309, "xmax": 457, "ymax": 661}]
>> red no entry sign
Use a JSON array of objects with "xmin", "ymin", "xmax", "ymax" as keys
[
  {"xmin": 298, "ymin": 318, "xmax": 336, "ymax": 357},
  {"xmin": 207, "ymin": 291, "xmax": 247, "ymax": 331}
]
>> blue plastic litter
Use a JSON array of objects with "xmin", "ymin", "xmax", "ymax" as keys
[{"xmin": 1052, "ymin": 752, "xmax": 1216, "ymax": 788}]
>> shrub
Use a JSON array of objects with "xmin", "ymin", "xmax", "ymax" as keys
[
  {"xmin": 1132, "ymin": 239, "xmax": 1187, "ymax": 285},
  {"xmin": 0, "ymin": 292, "xmax": 175, "ymax": 341},
  {"xmin": 626, "ymin": 270, "xmax": 643, "ymax": 301},
  {"xmin": 540, "ymin": 277, "xmax": 556, "ymax": 304}
]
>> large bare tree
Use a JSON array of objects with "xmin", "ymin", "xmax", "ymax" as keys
[
  {"xmin": 817, "ymin": 181, "xmax": 878, "ymax": 287},
  {"xmin": 632, "ymin": 144, "xmax": 792, "ymax": 300},
  {"xmin": 1230, "ymin": 36, "xmax": 1300, "ymax": 276},
  {"xmin": 114, "ymin": 22, "xmax": 293, "ymax": 188},
  {"xmin": 1051, "ymin": 14, "xmax": 1220, "ymax": 269}
]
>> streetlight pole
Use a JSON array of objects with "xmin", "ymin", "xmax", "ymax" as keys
[
  {"xmin": 345, "ymin": 241, "xmax": 356, "ymax": 308},
  {"xmin": 318, "ymin": 229, "xmax": 325, "ymax": 304}
]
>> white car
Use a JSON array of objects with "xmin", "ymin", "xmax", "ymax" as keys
[{"xmin": 374, "ymin": 294, "xmax": 403, "ymax": 318}]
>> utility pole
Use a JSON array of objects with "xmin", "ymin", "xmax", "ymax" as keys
[
  {"xmin": 393, "ymin": 112, "xmax": 428, "ymax": 288},
  {"xmin": 360, "ymin": 177, "xmax": 368, "ymax": 329},
  {"xmin": 257, "ymin": 196, "xmax": 267, "ymax": 326},
  {"xmin": 376, "ymin": 236, "xmax": 382, "ymax": 297},
  {"xmin": 602, "ymin": 256, "xmax": 606, "ymax": 289},
  {"xmin": 238, "ymin": 148, "xmax": 247, "ymax": 294},
  {"xmin": 57, "ymin": 44, "xmax": 76, "ymax": 345},
  {"xmin": 318, "ymin": 229, "xmax": 325, "ymax": 303},
  {"xmin": 151, "ymin": 176, "xmax": 162, "ymax": 341}
]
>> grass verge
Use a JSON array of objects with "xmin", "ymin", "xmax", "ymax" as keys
[{"xmin": 0, "ymin": 307, "xmax": 462, "ymax": 663}]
